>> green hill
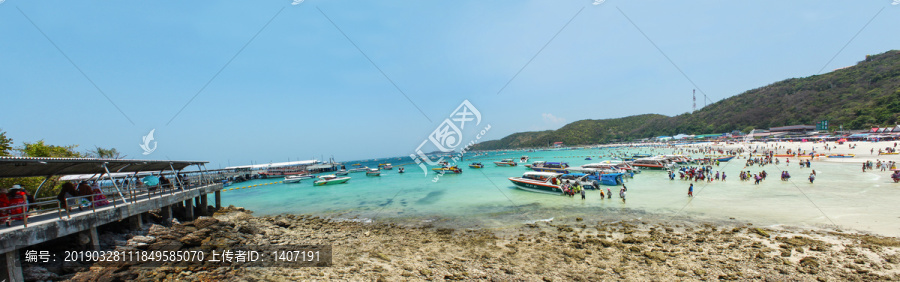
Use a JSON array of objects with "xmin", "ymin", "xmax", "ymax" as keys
[{"xmin": 474, "ymin": 50, "xmax": 900, "ymax": 150}]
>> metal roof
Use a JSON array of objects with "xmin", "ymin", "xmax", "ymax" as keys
[{"xmin": 0, "ymin": 157, "xmax": 207, "ymax": 178}]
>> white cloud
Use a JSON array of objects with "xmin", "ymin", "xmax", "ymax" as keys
[
  {"xmin": 291, "ymin": 0, "xmax": 304, "ymax": 6},
  {"xmin": 542, "ymin": 113, "xmax": 566, "ymax": 125}
]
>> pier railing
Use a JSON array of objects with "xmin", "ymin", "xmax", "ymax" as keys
[{"xmin": 0, "ymin": 175, "xmax": 221, "ymax": 230}]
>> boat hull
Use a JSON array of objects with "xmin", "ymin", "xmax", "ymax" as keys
[
  {"xmin": 314, "ymin": 178, "xmax": 350, "ymax": 186},
  {"xmin": 632, "ymin": 164, "xmax": 668, "ymax": 170}
]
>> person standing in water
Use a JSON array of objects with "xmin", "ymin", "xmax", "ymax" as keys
[
  {"xmin": 619, "ymin": 187, "xmax": 626, "ymax": 203},
  {"xmin": 688, "ymin": 183, "xmax": 694, "ymax": 197},
  {"xmin": 580, "ymin": 187, "xmax": 586, "ymax": 200},
  {"xmin": 607, "ymin": 187, "xmax": 612, "ymax": 199}
]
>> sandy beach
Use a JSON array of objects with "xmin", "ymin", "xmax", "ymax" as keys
[
  {"xmin": 51, "ymin": 206, "xmax": 900, "ymax": 281},
  {"xmin": 678, "ymin": 140, "xmax": 900, "ymax": 164}
]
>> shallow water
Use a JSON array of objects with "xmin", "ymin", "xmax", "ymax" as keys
[{"xmin": 222, "ymin": 147, "xmax": 900, "ymax": 236}]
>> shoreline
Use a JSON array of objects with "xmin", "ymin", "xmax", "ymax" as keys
[{"xmin": 52, "ymin": 206, "xmax": 900, "ymax": 281}]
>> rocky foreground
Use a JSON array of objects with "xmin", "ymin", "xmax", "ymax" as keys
[{"xmin": 59, "ymin": 206, "xmax": 900, "ymax": 281}]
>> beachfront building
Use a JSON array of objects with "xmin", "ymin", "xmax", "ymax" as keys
[
  {"xmin": 673, "ymin": 134, "xmax": 694, "ymax": 140},
  {"xmin": 769, "ymin": 125, "xmax": 816, "ymax": 134},
  {"xmin": 553, "ymin": 142, "xmax": 564, "ymax": 147}
]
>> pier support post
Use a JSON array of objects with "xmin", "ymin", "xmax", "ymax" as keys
[
  {"xmin": 78, "ymin": 227, "xmax": 100, "ymax": 251},
  {"xmin": 129, "ymin": 214, "xmax": 143, "ymax": 230},
  {"xmin": 215, "ymin": 190, "xmax": 221, "ymax": 209},
  {"xmin": 184, "ymin": 199, "xmax": 194, "ymax": 220},
  {"xmin": 5, "ymin": 249, "xmax": 23, "ymax": 282},
  {"xmin": 161, "ymin": 205, "xmax": 172, "ymax": 220},
  {"xmin": 89, "ymin": 227, "xmax": 100, "ymax": 251},
  {"xmin": 200, "ymin": 194, "xmax": 208, "ymax": 216}
]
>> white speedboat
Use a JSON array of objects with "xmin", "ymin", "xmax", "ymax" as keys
[
  {"xmin": 508, "ymin": 172, "xmax": 563, "ymax": 194},
  {"xmin": 283, "ymin": 174, "xmax": 314, "ymax": 183},
  {"xmin": 366, "ymin": 168, "xmax": 381, "ymax": 176},
  {"xmin": 335, "ymin": 169, "xmax": 349, "ymax": 176},
  {"xmin": 313, "ymin": 175, "xmax": 351, "ymax": 186},
  {"xmin": 350, "ymin": 166, "xmax": 369, "ymax": 173}
]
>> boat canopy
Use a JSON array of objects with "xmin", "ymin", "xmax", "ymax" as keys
[{"xmin": 0, "ymin": 156, "xmax": 207, "ymax": 178}]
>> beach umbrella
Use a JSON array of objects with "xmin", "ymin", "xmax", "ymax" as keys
[{"xmin": 838, "ymin": 138, "xmax": 848, "ymax": 142}]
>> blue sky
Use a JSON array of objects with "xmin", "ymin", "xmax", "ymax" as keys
[{"xmin": 1, "ymin": 0, "xmax": 899, "ymax": 168}]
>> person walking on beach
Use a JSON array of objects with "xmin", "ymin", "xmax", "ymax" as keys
[{"xmin": 688, "ymin": 183, "xmax": 693, "ymax": 197}]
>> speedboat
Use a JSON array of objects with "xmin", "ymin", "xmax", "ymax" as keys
[
  {"xmin": 366, "ymin": 168, "xmax": 381, "ymax": 176},
  {"xmin": 508, "ymin": 172, "xmax": 563, "ymax": 194},
  {"xmin": 335, "ymin": 169, "xmax": 349, "ymax": 176},
  {"xmin": 432, "ymin": 166, "xmax": 462, "ymax": 174},
  {"xmin": 632, "ymin": 157, "xmax": 676, "ymax": 170},
  {"xmin": 528, "ymin": 162, "xmax": 570, "ymax": 173},
  {"xmin": 284, "ymin": 174, "xmax": 314, "ymax": 183},
  {"xmin": 350, "ymin": 166, "xmax": 369, "ymax": 173},
  {"xmin": 524, "ymin": 161, "xmax": 545, "ymax": 168},
  {"xmin": 379, "ymin": 163, "xmax": 393, "ymax": 170},
  {"xmin": 313, "ymin": 175, "xmax": 351, "ymax": 186},
  {"xmin": 398, "ymin": 167, "xmax": 405, "ymax": 173},
  {"xmin": 494, "ymin": 159, "xmax": 518, "ymax": 167},
  {"xmin": 468, "ymin": 162, "xmax": 484, "ymax": 168},
  {"xmin": 703, "ymin": 155, "xmax": 735, "ymax": 162},
  {"xmin": 826, "ymin": 154, "xmax": 855, "ymax": 158}
]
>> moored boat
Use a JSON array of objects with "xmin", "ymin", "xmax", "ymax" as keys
[
  {"xmin": 468, "ymin": 162, "xmax": 484, "ymax": 168},
  {"xmin": 335, "ymin": 169, "xmax": 349, "ymax": 176},
  {"xmin": 632, "ymin": 157, "xmax": 675, "ymax": 170},
  {"xmin": 495, "ymin": 159, "xmax": 518, "ymax": 167},
  {"xmin": 313, "ymin": 175, "xmax": 351, "ymax": 186},
  {"xmin": 529, "ymin": 161, "xmax": 571, "ymax": 174},
  {"xmin": 366, "ymin": 168, "xmax": 381, "ymax": 176},
  {"xmin": 349, "ymin": 166, "xmax": 369, "ymax": 173},
  {"xmin": 431, "ymin": 166, "xmax": 463, "ymax": 174},
  {"xmin": 508, "ymin": 172, "xmax": 563, "ymax": 194},
  {"xmin": 283, "ymin": 174, "xmax": 314, "ymax": 183},
  {"xmin": 378, "ymin": 163, "xmax": 393, "ymax": 170},
  {"xmin": 827, "ymin": 154, "xmax": 855, "ymax": 158}
]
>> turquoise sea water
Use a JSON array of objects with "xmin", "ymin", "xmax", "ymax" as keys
[{"xmin": 222, "ymin": 146, "xmax": 900, "ymax": 236}]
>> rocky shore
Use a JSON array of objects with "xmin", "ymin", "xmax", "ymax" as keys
[{"xmin": 52, "ymin": 206, "xmax": 900, "ymax": 281}]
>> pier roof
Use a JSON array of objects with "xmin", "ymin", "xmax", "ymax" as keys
[{"xmin": 0, "ymin": 157, "xmax": 207, "ymax": 178}]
